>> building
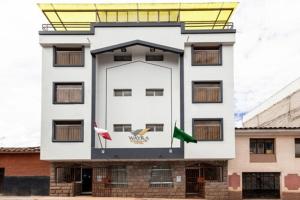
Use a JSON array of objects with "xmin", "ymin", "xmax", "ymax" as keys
[
  {"xmin": 0, "ymin": 147, "xmax": 50, "ymax": 196},
  {"xmin": 243, "ymin": 77, "xmax": 300, "ymax": 127},
  {"xmin": 39, "ymin": 3, "xmax": 237, "ymax": 199},
  {"xmin": 228, "ymin": 127, "xmax": 300, "ymax": 200}
]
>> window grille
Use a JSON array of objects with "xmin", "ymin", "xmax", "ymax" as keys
[{"xmin": 150, "ymin": 165, "xmax": 173, "ymax": 187}]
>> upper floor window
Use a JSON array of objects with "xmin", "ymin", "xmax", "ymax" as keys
[
  {"xmin": 113, "ymin": 124, "xmax": 132, "ymax": 132},
  {"xmin": 295, "ymin": 139, "xmax": 300, "ymax": 158},
  {"xmin": 193, "ymin": 119, "xmax": 223, "ymax": 141},
  {"xmin": 146, "ymin": 89, "xmax": 164, "ymax": 96},
  {"xmin": 146, "ymin": 124, "xmax": 164, "ymax": 132},
  {"xmin": 146, "ymin": 54, "xmax": 164, "ymax": 61},
  {"xmin": 114, "ymin": 89, "xmax": 132, "ymax": 96},
  {"xmin": 150, "ymin": 165, "xmax": 173, "ymax": 187},
  {"xmin": 53, "ymin": 82, "xmax": 84, "ymax": 104},
  {"xmin": 114, "ymin": 55, "xmax": 132, "ymax": 61},
  {"xmin": 192, "ymin": 81, "xmax": 222, "ymax": 103},
  {"xmin": 250, "ymin": 139, "xmax": 274, "ymax": 154},
  {"xmin": 192, "ymin": 46, "xmax": 222, "ymax": 65},
  {"xmin": 53, "ymin": 120, "xmax": 83, "ymax": 142},
  {"xmin": 54, "ymin": 47, "xmax": 84, "ymax": 66}
]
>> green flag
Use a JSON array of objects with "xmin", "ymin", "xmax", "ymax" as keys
[{"xmin": 173, "ymin": 125, "xmax": 197, "ymax": 143}]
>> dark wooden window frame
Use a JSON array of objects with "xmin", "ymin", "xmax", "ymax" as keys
[
  {"xmin": 52, "ymin": 120, "xmax": 84, "ymax": 142},
  {"xmin": 192, "ymin": 118, "xmax": 224, "ymax": 141},
  {"xmin": 53, "ymin": 82, "xmax": 84, "ymax": 104},
  {"xmin": 295, "ymin": 138, "xmax": 300, "ymax": 158},
  {"xmin": 146, "ymin": 88, "xmax": 164, "ymax": 96},
  {"xmin": 192, "ymin": 81, "xmax": 223, "ymax": 103},
  {"xmin": 145, "ymin": 54, "xmax": 164, "ymax": 61},
  {"xmin": 191, "ymin": 45, "xmax": 222, "ymax": 66},
  {"xmin": 53, "ymin": 46, "xmax": 84, "ymax": 67},
  {"xmin": 250, "ymin": 138, "xmax": 275, "ymax": 154},
  {"xmin": 114, "ymin": 89, "xmax": 132, "ymax": 97},
  {"xmin": 114, "ymin": 54, "xmax": 132, "ymax": 61},
  {"xmin": 146, "ymin": 124, "xmax": 164, "ymax": 132},
  {"xmin": 113, "ymin": 124, "xmax": 132, "ymax": 132}
]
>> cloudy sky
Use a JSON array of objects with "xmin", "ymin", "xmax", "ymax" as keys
[{"xmin": 0, "ymin": 0, "xmax": 299, "ymax": 146}]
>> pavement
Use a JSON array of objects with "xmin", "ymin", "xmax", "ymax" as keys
[{"xmin": 0, "ymin": 197, "xmax": 200, "ymax": 200}]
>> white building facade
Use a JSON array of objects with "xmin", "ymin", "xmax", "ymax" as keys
[{"xmin": 39, "ymin": 3, "xmax": 237, "ymax": 199}]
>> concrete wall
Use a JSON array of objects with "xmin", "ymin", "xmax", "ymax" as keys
[
  {"xmin": 40, "ymin": 25, "xmax": 235, "ymax": 160},
  {"xmin": 228, "ymin": 130, "xmax": 300, "ymax": 199},
  {"xmin": 244, "ymin": 89, "xmax": 300, "ymax": 127}
]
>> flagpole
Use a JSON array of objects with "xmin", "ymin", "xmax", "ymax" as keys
[
  {"xmin": 97, "ymin": 134, "xmax": 103, "ymax": 149},
  {"xmin": 171, "ymin": 121, "xmax": 176, "ymax": 149}
]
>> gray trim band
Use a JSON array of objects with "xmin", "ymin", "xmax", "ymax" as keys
[
  {"xmin": 39, "ymin": 22, "xmax": 236, "ymax": 35},
  {"xmin": 91, "ymin": 40, "xmax": 184, "ymax": 55}
]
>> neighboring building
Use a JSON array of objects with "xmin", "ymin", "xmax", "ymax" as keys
[
  {"xmin": 0, "ymin": 147, "xmax": 50, "ymax": 196},
  {"xmin": 39, "ymin": 3, "xmax": 237, "ymax": 199},
  {"xmin": 228, "ymin": 127, "xmax": 300, "ymax": 200},
  {"xmin": 243, "ymin": 77, "xmax": 300, "ymax": 127}
]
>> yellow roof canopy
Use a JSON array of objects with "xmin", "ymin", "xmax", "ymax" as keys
[{"xmin": 38, "ymin": 2, "xmax": 238, "ymax": 31}]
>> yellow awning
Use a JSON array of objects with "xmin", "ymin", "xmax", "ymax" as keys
[{"xmin": 38, "ymin": 2, "xmax": 238, "ymax": 31}]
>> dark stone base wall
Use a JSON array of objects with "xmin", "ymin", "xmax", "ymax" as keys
[
  {"xmin": 50, "ymin": 160, "xmax": 228, "ymax": 199},
  {"xmin": 2, "ymin": 176, "xmax": 49, "ymax": 196},
  {"xmin": 282, "ymin": 192, "xmax": 300, "ymax": 200}
]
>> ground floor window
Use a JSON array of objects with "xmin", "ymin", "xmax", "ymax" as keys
[
  {"xmin": 150, "ymin": 165, "xmax": 173, "ymax": 187},
  {"xmin": 111, "ymin": 166, "xmax": 128, "ymax": 187},
  {"xmin": 242, "ymin": 172, "xmax": 280, "ymax": 199},
  {"xmin": 56, "ymin": 167, "xmax": 81, "ymax": 183}
]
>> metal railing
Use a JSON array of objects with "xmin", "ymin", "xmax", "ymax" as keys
[{"xmin": 41, "ymin": 21, "xmax": 234, "ymax": 31}]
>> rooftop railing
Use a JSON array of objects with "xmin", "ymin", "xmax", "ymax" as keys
[{"xmin": 41, "ymin": 21, "xmax": 234, "ymax": 32}]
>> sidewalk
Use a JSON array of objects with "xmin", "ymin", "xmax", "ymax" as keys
[{"xmin": 0, "ymin": 197, "xmax": 200, "ymax": 200}]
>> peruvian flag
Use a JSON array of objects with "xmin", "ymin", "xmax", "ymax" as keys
[{"xmin": 93, "ymin": 122, "xmax": 112, "ymax": 140}]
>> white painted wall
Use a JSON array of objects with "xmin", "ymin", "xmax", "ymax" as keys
[
  {"xmin": 40, "ymin": 46, "xmax": 91, "ymax": 160},
  {"xmin": 183, "ymin": 45, "xmax": 235, "ymax": 159},
  {"xmin": 40, "ymin": 26, "xmax": 235, "ymax": 160}
]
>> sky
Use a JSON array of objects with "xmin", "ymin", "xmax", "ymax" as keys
[{"xmin": 0, "ymin": 0, "xmax": 299, "ymax": 146}]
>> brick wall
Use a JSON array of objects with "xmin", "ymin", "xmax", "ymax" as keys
[{"xmin": 0, "ymin": 153, "xmax": 50, "ymax": 176}]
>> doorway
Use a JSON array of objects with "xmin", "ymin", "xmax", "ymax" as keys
[
  {"xmin": 0, "ymin": 168, "xmax": 4, "ymax": 194},
  {"xmin": 242, "ymin": 172, "xmax": 280, "ymax": 199},
  {"xmin": 185, "ymin": 168, "xmax": 205, "ymax": 198},
  {"xmin": 81, "ymin": 168, "xmax": 92, "ymax": 194}
]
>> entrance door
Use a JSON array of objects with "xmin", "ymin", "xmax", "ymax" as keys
[
  {"xmin": 242, "ymin": 172, "xmax": 280, "ymax": 199},
  {"xmin": 186, "ymin": 168, "xmax": 205, "ymax": 198},
  {"xmin": 0, "ymin": 168, "xmax": 4, "ymax": 193},
  {"xmin": 82, "ymin": 168, "xmax": 92, "ymax": 194}
]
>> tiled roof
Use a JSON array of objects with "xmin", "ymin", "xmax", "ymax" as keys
[
  {"xmin": 0, "ymin": 146, "xmax": 40, "ymax": 153},
  {"xmin": 236, "ymin": 127, "xmax": 300, "ymax": 130}
]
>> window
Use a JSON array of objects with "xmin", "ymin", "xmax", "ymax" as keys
[
  {"xmin": 53, "ymin": 120, "xmax": 83, "ymax": 142},
  {"xmin": 146, "ymin": 54, "xmax": 164, "ymax": 61},
  {"xmin": 146, "ymin": 89, "xmax": 164, "ymax": 96},
  {"xmin": 111, "ymin": 166, "xmax": 127, "ymax": 187},
  {"xmin": 203, "ymin": 167, "xmax": 223, "ymax": 182},
  {"xmin": 114, "ymin": 55, "xmax": 132, "ymax": 61},
  {"xmin": 193, "ymin": 119, "xmax": 223, "ymax": 141},
  {"xmin": 56, "ymin": 167, "xmax": 81, "ymax": 183},
  {"xmin": 295, "ymin": 139, "xmax": 300, "ymax": 158},
  {"xmin": 192, "ymin": 46, "xmax": 221, "ymax": 65},
  {"xmin": 146, "ymin": 124, "xmax": 164, "ymax": 132},
  {"xmin": 192, "ymin": 81, "xmax": 222, "ymax": 103},
  {"xmin": 53, "ymin": 83, "xmax": 84, "ymax": 104},
  {"xmin": 150, "ymin": 165, "xmax": 173, "ymax": 187},
  {"xmin": 54, "ymin": 47, "xmax": 84, "ymax": 66},
  {"xmin": 250, "ymin": 139, "xmax": 274, "ymax": 154},
  {"xmin": 113, "ymin": 124, "xmax": 132, "ymax": 132},
  {"xmin": 114, "ymin": 89, "xmax": 132, "ymax": 96}
]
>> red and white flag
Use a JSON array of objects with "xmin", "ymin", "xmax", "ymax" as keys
[{"xmin": 93, "ymin": 122, "xmax": 112, "ymax": 140}]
